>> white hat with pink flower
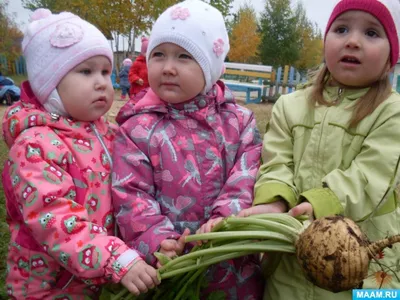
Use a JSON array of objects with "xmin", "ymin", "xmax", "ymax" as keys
[{"xmin": 147, "ymin": 0, "xmax": 230, "ymax": 93}]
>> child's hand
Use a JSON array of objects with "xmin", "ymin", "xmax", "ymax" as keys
[
  {"xmin": 237, "ymin": 200, "xmax": 288, "ymax": 217},
  {"xmin": 196, "ymin": 217, "xmax": 223, "ymax": 235},
  {"xmin": 288, "ymin": 202, "xmax": 314, "ymax": 221},
  {"xmin": 120, "ymin": 258, "xmax": 160, "ymax": 296},
  {"xmin": 195, "ymin": 217, "xmax": 224, "ymax": 245},
  {"xmin": 157, "ymin": 228, "xmax": 190, "ymax": 268},
  {"xmin": 137, "ymin": 78, "xmax": 144, "ymax": 85}
]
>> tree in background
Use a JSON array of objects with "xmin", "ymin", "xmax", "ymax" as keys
[
  {"xmin": 229, "ymin": 3, "xmax": 260, "ymax": 63},
  {"xmin": 259, "ymin": 0, "xmax": 300, "ymax": 68},
  {"xmin": 0, "ymin": 0, "xmax": 23, "ymax": 73},
  {"xmin": 21, "ymin": 0, "xmax": 233, "ymax": 68},
  {"xmin": 293, "ymin": 2, "xmax": 323, "ymax": 74},
  {"xmin": 21, "ymin": 0, "xmax": 322, "ymax": 72},
  {"xmin": 209, "ymin": 0, "xmax": 233, "ymax": 20},
  {"xmin": 22, "ymin": 0, "xmax": 156, "ymax": 68}
]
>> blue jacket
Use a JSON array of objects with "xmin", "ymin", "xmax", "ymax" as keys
[{"xmin": 118, "ymin": 65, "xmax": 131, "ymax": 88}]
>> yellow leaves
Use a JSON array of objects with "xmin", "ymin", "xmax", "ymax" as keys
[
  {"xmin": 23, "ymin": 0, "xmax": 170, "ymax": 37},
  {"xmin": 229, "ymin": 5, "xmax": 260, "ymax": 63},
  {"xmin": 0, "ymin": 1, "xmax": 23, "ymax": 60},
  {"xmin": 294, "ymin": 23, "xmax": 323, "ymax": 72}
]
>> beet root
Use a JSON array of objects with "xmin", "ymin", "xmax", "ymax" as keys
[{"xmin": 295, "ymin": 215, "xmax": 400, "ymax": 293}]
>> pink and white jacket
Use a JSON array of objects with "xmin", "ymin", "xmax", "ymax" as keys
[
  {"xmin": 2, "ymin": 82, "xmax": 139, "ymax": 299},
  {"xmin": 112, "ymin": 81, "xmax": 262, "ymax": 264}
]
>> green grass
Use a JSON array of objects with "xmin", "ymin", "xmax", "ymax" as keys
[
  {"xmin": 9, "ymin": 74, "xmax": 27, "ymax": 87},
  {"xmin": 0, "ymin": 139, "xmax": 9, "ymax": 299},
  {"xmin": 0, "ymin": 99, "xmax": 272, "ymax": 296}
]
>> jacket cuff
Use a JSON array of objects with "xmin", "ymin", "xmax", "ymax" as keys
[
  {"xmin": 105, "ymin": 247, "xmax": 142, "ymax": 283},
  {"xmin": 300, "ymin": 188, "xmax": 344, "ymax": 218},
  {"xmin": 254, "ymin": 183, "xmax": 297, "ymax": 208}
]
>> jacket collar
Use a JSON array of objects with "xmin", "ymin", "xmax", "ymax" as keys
[
  {"xmin": 2, "ymin": 81, "xmax": 109, "ymax": 147},
  {"xmin": 116, "ymin": 80, "xmax": 235, "ymax": 126},
  {"xmin": 323, "ymin": 85, "xmax": 370, "ymax": 101}
]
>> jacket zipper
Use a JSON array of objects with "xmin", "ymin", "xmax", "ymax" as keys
[
  {"xmin": 91, "ymin": 123, "xmax": 113, "ymax": 169},
  {"xmin": 60, "ymin": 123, "xmax": 112, "ymax": 290},
  {"xmin": 91, "ymin": 122, "xmax": 119, "ymax": 237},
  {"xmin": 314, "ymin": 88, "xmax": 343, "ymax": 187},
  {"xmin": 333, "ymin": 88, "xmax": 343, "ymax": 105}
]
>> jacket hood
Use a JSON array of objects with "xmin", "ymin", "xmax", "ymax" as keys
[
  {"xmin": 2, "ymin": 81, "xmax": 110, "ymax": 148},
  {"xmin": 116, "ymin": 80, "xmax": 235, "ymax": 126},
  {"xmin": 135, "ymin": 55, "xmax": 146, "ymax": 64}
]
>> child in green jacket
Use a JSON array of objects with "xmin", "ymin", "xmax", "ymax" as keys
[{"xmin": 239, "ymin": 0, "xmax": 400, "ymax": 299}]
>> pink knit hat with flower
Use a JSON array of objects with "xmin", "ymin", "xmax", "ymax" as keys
[
  {"xmin": 147, "ymin": 0, "xmax": 229, "ymax": 93},
  {"xmin": 325, "ymin": 0, "xmax": 400, "ymax": 67},
  {"xmin": 141, "ymin": 37, "xmax": 149, "ymax": 56},
  {"xmin": 22, "ymin": 8, "xmax": 113, "ymax": 115}
]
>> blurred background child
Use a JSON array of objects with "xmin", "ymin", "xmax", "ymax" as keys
[
  {"xmin": 128, "ymin": 36, "xmax": 149, "ymax": 102},
  {"xmin": 119, "ymin": 58, "xmax": 132, "ymax": 101}
]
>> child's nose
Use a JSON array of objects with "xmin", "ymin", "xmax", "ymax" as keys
[
  {"xmin": 345, "ymin": 32, "xmax": 361, "ymax": 49},
  {"xmin": 162, "ymin": 59, "xmax": 177, "ymax": 75},
  {"xmin": 95, "ymin": 75, "xmax": 108, "ymax": 90}
]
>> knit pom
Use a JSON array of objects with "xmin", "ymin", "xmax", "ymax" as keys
[{"xmin": 30, "ymin": 8, "xmax": 52, "ymax": 22}]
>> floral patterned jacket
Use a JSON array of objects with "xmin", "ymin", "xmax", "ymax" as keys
[
  {"xmin": 2, "ymin": 81, "xmax": 139, "ymax": 299},
  {"xmin": 112, "ymin": 81, "xmax": 262, "ymax": 264}
]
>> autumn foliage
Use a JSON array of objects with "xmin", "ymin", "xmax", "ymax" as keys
[
  {"xmin": 0, "ymin": 1, "xmax": 23, "ymax": 70},
  {"xmin": 229, "ymin": 4, "xmax": 261, "ymax": 63}
]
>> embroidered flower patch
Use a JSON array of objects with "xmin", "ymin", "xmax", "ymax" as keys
[
  {"xmin": 213, "ymin": 38, "xmax": 224, "ymax": 57},
  {"xmin": 171, "ymin": 6, "xmax": 190, "ymax": 20},
  {"xmin": 50, "ymin": 22, "xmax": 84, "ymax": 48}
]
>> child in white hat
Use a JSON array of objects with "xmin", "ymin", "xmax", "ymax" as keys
[
  {"xmin": 2, "ymin": 8, "xmax": 159, "ymax": 299},
  {"xmin": 112, "ymin": 0, "xmax": 264, "ymax": 298}
]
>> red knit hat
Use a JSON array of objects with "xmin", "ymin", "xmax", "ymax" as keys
[{"xmin": 325, "ymin": 0, "xmax": 400, "ymax": 67}]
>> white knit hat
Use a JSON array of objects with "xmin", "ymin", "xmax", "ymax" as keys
[
  {"xmin": 22, "ymin": 8, "xmax": 113, "ymax": 114},
  {"xmin": 147, "ymin": 0, "xmax": 230, "ymax": 93}
]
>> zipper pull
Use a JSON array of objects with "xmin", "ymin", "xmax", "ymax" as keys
[
  {"xmin": 50, "ymin": 112, "xmax": 60, "ymax": 120},
  {"xmin": 334, "ymin": 88, "xmax": 343, "ymax": 105}
]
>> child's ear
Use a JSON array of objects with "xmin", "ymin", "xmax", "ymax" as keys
[{"xmin": 381, "ymin": 59, "xmax": 393, "ymax": 79}]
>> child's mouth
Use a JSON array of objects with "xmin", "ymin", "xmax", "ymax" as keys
[
  {"xmin": 94, "ymin": 97, "xmax": 106, "ymax": 103},
  {"xmin": 341, "ymin": 56, "xmax": 361, "ymax": 64}
]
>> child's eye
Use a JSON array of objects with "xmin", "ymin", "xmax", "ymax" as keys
[
  {"xmin": 102, "ymin": 69, "xmax": 110, "ymax": 75},
  {"xmin": 335, "ymin": 26, "xmax": 348, "ymax": 34},
  {"xmin": 80, "ymin": 69, "xmax": 91, "ymax": 75},
  {"xmin": 152, "ymin": 52, "xmax": 164, "ymax": 58},
  {"xmin": 366, "ymin": 30, "xmax": 378, "ymax": 37},
  {"xmin": 179, "ymin": 53, "xmax": 192, "ymax": 59}
]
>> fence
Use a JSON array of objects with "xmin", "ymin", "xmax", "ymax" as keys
[
  {"xmin": 0, "ymin": 55, "xmax": 27, "ymax": 76},
  {"xmin": 267, "ymin": 65, "xmax": 307, "ymax": 96},
  {"xmin": 0, "ymin": 52, "xmax": 134, "ymax": 76},
  {"xmin": 222, "ymin": 63, "xmax": 307, "ymax": 103}
]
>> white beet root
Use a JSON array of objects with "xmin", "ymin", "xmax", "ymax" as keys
[{"xmin": 296, "ymin": 215, "xmax": 400, "ymax": 293}]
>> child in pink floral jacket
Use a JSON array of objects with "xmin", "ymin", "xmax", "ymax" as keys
[
  {"xmin": 2, "ymin": 9, "xmax": 159, "ymax": 299},
  {"xmin": 112, "ymin": 0, "xmax": 264, "ymax": 298}
]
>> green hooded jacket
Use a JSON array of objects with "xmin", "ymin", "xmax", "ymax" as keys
[{"xmin": 255, "ymin": 86, "xmax": 400, "ymax": 299}]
